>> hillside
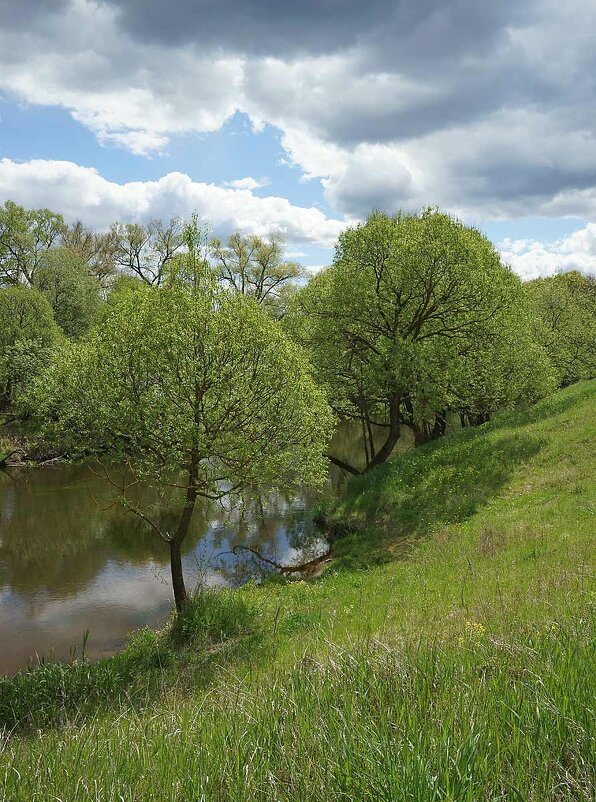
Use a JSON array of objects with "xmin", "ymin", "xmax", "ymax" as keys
[{"xmin": 1, "ymin": 381, "xmax": 595, "ymax": 801}]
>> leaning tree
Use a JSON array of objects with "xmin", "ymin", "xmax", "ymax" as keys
[{"xmin": 34, "ymin": 232, "xmax": 333, "ymax": 610}]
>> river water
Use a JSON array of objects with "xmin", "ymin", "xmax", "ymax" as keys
[{"xmin": 0, "ymin": 424, "xmax": 410, "ymax": 674}]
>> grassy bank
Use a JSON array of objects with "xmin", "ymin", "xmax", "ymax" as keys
[{"xmin": 1, "ymin": 381, "xmax": 595, "ymax": 800}]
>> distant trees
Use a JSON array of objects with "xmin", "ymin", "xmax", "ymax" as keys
[
  {"xmin": 526, "ymin": 271, "xmax": 596, "ymax": 386},
  {"xmin": 287, "ymin": 210, "xmax": 555, "ymax": 472},
  {"xmin": 33, "ymin": 248, "xmax": 102, "ymax": 338},
  {"xmin": 34, "ymin": 224, "xmax": 332, "ymax": 610},
  {"xmin": 0, "ymin": 201, "xmax": 66, "ymax": 286},
  {"xmin": 211, "ymin": 232, "xmax": 303, "ymax": 316},
  {"xmin": 112, "ymin": 218, "xmax": 184, "ymax": 286},
  {"xmin": 0, "ymin": 285, "xmax": 59, "ymax": 412},
  {"xmin": 62, "ymin": 220, "xmax": 120, "ymax": 288}
]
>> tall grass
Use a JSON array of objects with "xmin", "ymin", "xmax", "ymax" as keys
[
  {"xmin": 1, "ymin": 380, "xmax": 595, "ymax": 800},
  {"xmin": 2, "ymin": 619, "xmax": 594, "ymax": 801}
]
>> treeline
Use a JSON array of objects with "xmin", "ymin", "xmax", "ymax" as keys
[
  {"xmin": 1, "ymin": 202, "xmax": 595, "ymax": 604},
  {"xmin": 1, "ymin": 200, "xmax": 594, "ymax": 464},
  {"xmin": 0, "ymin": 201, "xmax": 302, "ymax": 413}
]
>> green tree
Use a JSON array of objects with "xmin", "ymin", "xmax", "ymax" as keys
[
  {"xmin": 211, "ymin": 232, "xmax": 304, "ymax": 316},
  {"xmin": 0, "ymin": 285, "xmax": 59, "ymax": 411},
  {"xmin": 34, "ymin": 238, "xmax": 333, "ymax": 610},
  {"xmin": 113, "ymin": 218, "xmax": 184, "ymax": 286},
  {"xmin": 33, "ymin": 247, "xmax": 102, "ymax": 338},
  {"xmin": 288, "ymin": 209, "xmax": 543, "ymax": 472},
  {"xmin": 0, "ymin": 201, "xmax": 66, "ymax": 286},
  {"xmin": 62, "ymin": 220, "xmax": 120, "ymax": 289},
  {"xmin": 526, "ymin": 271, "xmax": 596, "ymax": 386},
  {"xmin": 452, "ymin": 318, "xmax": 556, "ymax": 427}
]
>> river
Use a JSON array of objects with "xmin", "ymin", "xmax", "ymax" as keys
[{"xmin": 0, "ymin": 424, "xmax": 410, "ymax": 674}]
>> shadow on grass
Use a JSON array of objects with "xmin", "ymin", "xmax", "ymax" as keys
[
  {"xmin": 487, "ymin": 380, "xmax": 594, "ymax": 432},
  {"xmin": 341, "ymin": 426, "xmax": 545, "ymax": 541}
]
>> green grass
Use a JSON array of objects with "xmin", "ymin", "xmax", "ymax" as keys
[{"xmin": 1, "ymin": 381, "xmax": 595, "ymax": 800}]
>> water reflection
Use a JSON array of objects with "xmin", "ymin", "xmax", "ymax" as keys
[
  {"xmin": 0, "ymin": 421, "xmax": 410, "ymax": 674},
  {"xmin": 0, "ymin": 464, "xmax": 333, "ymax": 673}
]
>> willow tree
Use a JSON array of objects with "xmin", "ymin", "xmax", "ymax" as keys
[
  {"xmin": 35, "ymin": 242, "xmax": 333, "ymax": 610},
  {"xmin": 288, "ymin": 209, "xmax": 537, "ymax": 472}
]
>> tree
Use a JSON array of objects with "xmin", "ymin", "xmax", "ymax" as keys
[
  {"xmin": 452, "ymin": 315, "xmax": 556, "ymax": 427},
  {"xmin": 62, "ymin": 220, "xmax": 120, "ymax": 289},
  {"xmin": 0, "ymin": 201, "xmax": 66, "ymax": 286},
  {"xmin": 34, "ymin": 237, "xmax": 333, "ymax": 610},
  {"xmin": 33, "ymin": 247, "xmax": 102, "ymax": 338},
  {"xmin": 211, "ymin": 232, "xmax": 304, "ymax": 315},
  {"xmin": 113, "ymin": 218, "xmax": 184, "ymax": 286},
  {"xmin": 526, "ymin": 271, "xmax": 596, "ymax": 386},
  {"xmin": 0, "ymin": 285, "xmax": 59, "ymax": 411},
  {"xmin": 288, "ymin": 209, "xmax": 537, "ymax": 473}
]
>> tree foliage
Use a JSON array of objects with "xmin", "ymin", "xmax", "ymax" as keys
[
  {"xmin": 0, "ymin": 285, "xmax": 60, "ymax": 411},
  {"xmin": 62, "ymin": 220, "xmax": 120, "ymax": 288},
  {"xmin": 112, "ymin": 218, "xmax": 184, "ymax": 286},
  {"xmin": 33, "ymin": 251, "xmax": 333, "ymax": 608},
  {"xmin": 0, "ymin": 201, "xmax": 66, "ymax": 286},
  {"xmin": 33, "ymin": 247, "xmax": 102, "ymax": 338},
  {"xmin": 288, "ymin": 210, "xmax": 553, "ymax": 470},
  {"xmin": 211, "ymin": 232, "xmax": 304, "ymax": 316},
  {"xmin": 526, "ymin": 270, "xmax": 596, "ymax": 386}
]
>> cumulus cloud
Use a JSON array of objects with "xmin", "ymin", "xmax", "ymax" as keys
[
  {"xmin": 0, "ymin": 0, "xmax": 595, "ymax": 225},
  {"xmin": 0, "ymin": 159, "xmax": 346, "ymax": 247},
  {"xmin": 499, "ymin": 224, "xmax": 596, "ymax": 279},
  {"xmin": 224, "ymin": 176, "xmax": 270, "ymax": 191}
]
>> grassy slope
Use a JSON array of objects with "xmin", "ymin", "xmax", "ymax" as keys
[{"xmin": 1, "ymin": 381, "xmax": 595, "ymax": 801}]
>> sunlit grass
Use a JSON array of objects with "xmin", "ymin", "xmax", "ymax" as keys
[{"xmin": 1, "ymin": 380, "xmax": 595, "ymax": 800}]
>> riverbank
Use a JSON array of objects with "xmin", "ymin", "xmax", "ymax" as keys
[{"xmin": 1, "ymin": 380, "xmax": 595, "ymax": 800}]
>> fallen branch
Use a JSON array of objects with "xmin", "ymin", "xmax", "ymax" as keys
[
  {"xmin": 325, "ymin": 454, "xmax": 361, "ymax": 476},
  {"xmin": 230, "ymin": 545, "xmax": 332, "ymax": 575},
  {"xmin": 37, "ymin": 455, "xmax": 67, "ymax": 466}
]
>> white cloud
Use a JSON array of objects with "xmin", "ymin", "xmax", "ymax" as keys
[
  {"xmin": 223, "ymin": 176, "xmax": 270, "ymax": 191},
  {"xmin": 0, "ymin": 0, "xmax": 596, "ymax": 226},
  {"xmin": 0, "ymin": 158, "xmax": 347, "ymax": 247},
  {"xmin": 499, "ymin": 223, "xmax": 596, "ymax": 279}
]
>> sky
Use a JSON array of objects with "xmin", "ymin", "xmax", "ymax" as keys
[{"xmin": 1, "ymin": 0, "xmax": 596, "ymax": 278}]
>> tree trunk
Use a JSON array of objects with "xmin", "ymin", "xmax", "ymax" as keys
[
  {"xmin": 170, "ymin": 539, "xmax": 188, "ymax": 611},
  {"xmin": 326, "ymin": 453, "xmax": 361, "ymax": 476},
  {"xmin": 364, "ymin": 395, "xmax": 400, "ymax": 471},
  {"xmin": 170, "ymin": 454, "xmax": 199, "ymax": 612}
]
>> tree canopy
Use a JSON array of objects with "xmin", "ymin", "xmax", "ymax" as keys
[
  {"xmin": 287, "ymin": 210, "xmax": 554, "ymax": 470},
  {"xmin": 0, "ymin": 285, "xmax": 60, "ymax": 411},
  {"xmin": 33, "ymin": 247, "xmax": 102, "ymax": 338},
  {"xmin": 211, "ymin": 232, "xmax": 303, "ymax": 316},
  {"xmin": 34, "ymin": 256, "xmax": 333, "ymax": 608},
  {"xmin": 526, "ymin": 270, "xmax": 596, "ymax": 387},
  {"xmin": 0, "ymin": 201, "xmax": 66, "ymax": 286}
]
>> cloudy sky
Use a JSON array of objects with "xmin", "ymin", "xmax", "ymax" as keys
[{"xmin": 1, "ymin": 0, "xmax": 596, "ymax": 277}]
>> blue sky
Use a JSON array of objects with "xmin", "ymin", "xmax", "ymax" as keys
[{"xmin": 1, "ymin": 0, "xmax": 595, "ymax": 278}]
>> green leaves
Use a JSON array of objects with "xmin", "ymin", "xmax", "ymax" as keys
[
  {"xmin": 37, "ymin": 274, "xmax": 334, "ymax": 501},
  {"xmin": 526, "ymin": 270, "xmax": 596, "ymax": 386},
  {"xmin": 0, "ymin": 285, "xmax": 60, "ymax": 409},
  {"xmin": 288, "ymin": 209, "xmax": 554, "ymax": 465},
  {"xmin": 0, "ymin": 200, "xmax": 66, "ymax": 286},
  {"xmin": 33, "ymin": 247, "xmax": 102, "ymax": 338}
]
